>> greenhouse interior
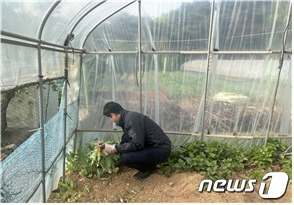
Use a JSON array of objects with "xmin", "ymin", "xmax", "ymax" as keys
[{"xmin": 0, "ymin": 0, "xmax": 292, "ymax": 203}]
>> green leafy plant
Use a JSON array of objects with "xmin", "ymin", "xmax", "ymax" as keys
[
  {"xmin": 66, "ymin": 140, "xmax": 120, "ymax": 179},
  {"xmin": 244, "ymin": 139, "xmax": 291, "ymax": 179},
  {"xmin": 66, "ymin": 149, "xmax": 88, "ymax": 175},
  {"xmin": 246, "ymin": 139, "xmax": 285, "ymax": 169},
  {"xmin": 54, "ymin": 176, "xmax": 79, "ymax": 202},
  {"xmin": 157, "ymin": 140, "xmax": 247, "ymax": 180},
  {"xmin": 280, "ymin": 154, "xmax": 292, "ymax": 179},
  {"xmin": 55, "ymin": 180, "xmax": 84, "ymax": 202},
  {"xmin": 157, "ymin": 139, "xmax": 291, "ymax": 181},
  {"xmin": 51, "ymin": 80, "xmax": 63, "ymax": 104},
  {"xmin": 59, "ymin": 176, "xmax": 75, "ymax": 193}
]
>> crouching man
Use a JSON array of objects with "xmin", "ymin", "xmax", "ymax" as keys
[{"xmin": 102, "ymin": 101, "xmax": 171, "ymax": 180}]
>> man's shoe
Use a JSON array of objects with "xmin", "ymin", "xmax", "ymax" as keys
[{"xmin": 133, "ymin": 167, "xmax": 156, "ymax": 180}]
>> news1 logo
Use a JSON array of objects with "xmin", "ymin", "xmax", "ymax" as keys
[{"xmin": 198, "ymin": 172, "xmax": 289, "ymax": 199}]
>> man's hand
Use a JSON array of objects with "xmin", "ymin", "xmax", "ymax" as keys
[{"xmin": 104, "ymin": 143, "xmax": 117, "ymax": 154}]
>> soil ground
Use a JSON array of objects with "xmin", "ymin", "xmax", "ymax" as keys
[{"xmin": 48, "ymin": 165, "xmax": 292, "ymax": 203}]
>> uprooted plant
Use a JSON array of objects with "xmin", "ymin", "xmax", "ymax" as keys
[{"xmin": 66, "ymin": 140, "xmax": 120, "ymax": 179}]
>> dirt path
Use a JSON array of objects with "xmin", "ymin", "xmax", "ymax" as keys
[{"xmin": 48, "ymin": 166, "xmax": 292, "ymax": 203}]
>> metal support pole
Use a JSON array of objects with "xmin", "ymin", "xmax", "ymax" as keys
[
  {"xmin": 201, "ymin": 0, "xmax": 215, "ymax": 140},
  {"xmin": 75, "ymin": 129, "xmax": 291, "ymax": 140},
  {"xmin": 138, "ymin": 0, "xmax": 142, "ymax": 113},
  {"xmin": 1, "ymin": 38, "xmax": 68, "ymax": 53},
  {"xmin": 84, "ymin": 50, "xmax": 285, "ymax": 55},
  {"xmin": 26, "ymin": 131, "xmax": 76, "ymax": 203},
  {"xmin": 36, "ymin": 1, "xmax": 61, "ymax": 202},
  {"xmin": 63, "ymin": 48, "xmax": 69, "ymax": 181},
  {"xmin": 1, "ymin": 30, "xmax": 84, "ymax": 52},
  {"xmin": 74, "ymin": 54, "xmax": 84, "ymax": 153},
  {"xmin": 265, "ymin": 3, "xmax": 292, "ymax": 145},
  {"xmin": 37, "ymin": 43, "xmax": 46, "ymax": 203},
  {"xmin": 86, "ymin": 51, "xmax": 138, "ymax": 54}
]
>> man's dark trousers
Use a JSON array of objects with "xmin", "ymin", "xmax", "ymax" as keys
[{"xmin": 120, "ymin": 147, "xmax": 170, "ymax": 172}]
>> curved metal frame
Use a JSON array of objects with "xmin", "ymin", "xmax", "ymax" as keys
[
  {"xmin": 38, "ymin": 1, "xmax": 61, "ymax": 39},
  {"xmin": 81, "ymin": 0, "xmax": 137, "ymax": 49},
  {"xmin": 69, "ymin": 0, "xmax": 107, "ymax": 36},
  {"xmin": 36, "ymin": 0, "xmax": 61, "ymax": 202}
]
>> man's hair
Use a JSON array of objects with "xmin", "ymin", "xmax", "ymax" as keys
[{"xmin": 103, "ymin": 101, "xmax": 123, "ymax": 117}]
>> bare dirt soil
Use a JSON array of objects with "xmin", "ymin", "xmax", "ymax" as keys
[{"xmin": 48, "ymin": 165, "xmax": 292, "ymax": 203}]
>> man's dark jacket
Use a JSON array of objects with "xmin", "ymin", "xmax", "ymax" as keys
[{"xmin": 115, "ymin": 110, "xmax": 171, "ymax": 154}]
